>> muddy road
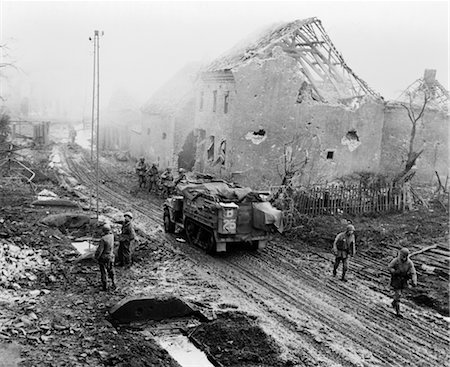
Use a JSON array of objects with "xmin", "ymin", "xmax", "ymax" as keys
[{"xmin": 60, "ymin": 145, "xmax": 449, "ymax": 367}]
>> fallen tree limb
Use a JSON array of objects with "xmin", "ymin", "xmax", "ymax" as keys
[{"xmin": 410, "ymin": 244, "xmax": 438, "ymax": 257}]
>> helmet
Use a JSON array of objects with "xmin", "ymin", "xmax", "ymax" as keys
[
  {"xmin": 346, "ymin": 224, "xmax": 355, "ymax": 232},
  {"xmin": 140, "ymin": 157, "xmax": 145, "ymax": 161},
  {"xmin": 102, "ymin": 223, "xmax": 111, "ymax": 232},
  {"xmin": 399, "ymin": 247, "xmax": 410, "ymax": 256},
  {"xmin": 124, "ymin": 212, "xmax": 133, "ymax": 219},
  {"xmin": 179, "ymin": 168, "xmax": 186, "ymax": 173}
]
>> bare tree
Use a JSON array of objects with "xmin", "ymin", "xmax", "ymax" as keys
[
  {"xmin": 395, "ymin": 88, "xmax": 431, "ymax": 182},
  {"xmin": 276, "ymin": 132, "xmax": 326, "ymax": 187}
]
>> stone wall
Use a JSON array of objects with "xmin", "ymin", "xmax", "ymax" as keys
[
  {"xmin": 194, "ymin": 51, "xmax": 385, "ymax": 188},
  {"xmin": 381, "ymin": 103, "xmax": 449, "ymax": 185},
  {"xmin": 140, "ymin": 112, "xmax": 175, "ymax": 168}
]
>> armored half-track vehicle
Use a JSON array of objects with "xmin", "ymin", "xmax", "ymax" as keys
[{"xmin": 163, "ymin": 180, "xmax": 282, "ymax": 254}]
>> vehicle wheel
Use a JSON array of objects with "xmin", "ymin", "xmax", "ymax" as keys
[
  {"xmin": 204, "ymin": 231, "xmax": 217, "ymax": 255},
  {"xmin": 249, "ymin": 240, "xmax": 259, "ymax": 251},
  {"xmin": 163, "ymin": 209, "xmax": 175, "ymax": 233},
  {"xmin": 184, "ymin": 218, "xmax": 196, "ymax": 245}
]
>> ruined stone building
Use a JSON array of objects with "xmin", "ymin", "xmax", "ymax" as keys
[
  {"xmin": 99, "ymin": 89, "xmax": 141, "ymax": 156},
  {"xmin": 140, "ymin": 63, "xmax": 199, "ymax": 168},
  {"xmin": 193, "ymin": 18, "xmax": 385, "ymax": 187},
  {"xmin": 190, "ymin": 18, "xmax": 448, "ymax": 188},
  {"xmin": 101, "ymin": 18, "xmax": 448, "ymax": 188},
  {"xmin": 380, "ymin": 70, "xmax": 449, "ymax": 185}
]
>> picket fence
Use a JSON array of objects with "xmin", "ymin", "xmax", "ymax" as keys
[{"xmin": 271, "ymin": 183, "xmax": 410, "ymax": 216}]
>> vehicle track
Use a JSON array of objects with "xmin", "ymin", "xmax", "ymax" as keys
[
  {"xmin": 61, "ymin": 146, "xmax": 449, "ymax": 366},
  {"xmin": 233, "ymin": 247, "xmax": 448, "ymax": 366}
]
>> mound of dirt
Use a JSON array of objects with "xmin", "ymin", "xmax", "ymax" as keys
[{"xmin": 191, "ymin": 311, "xmax": 290, "ymax": 367}]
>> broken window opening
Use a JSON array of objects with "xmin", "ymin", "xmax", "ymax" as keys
[
  {"xmin": 199, "ymin": 91, "xmax": 204, "ymax": 111},
  {"xmin": 162, "ymin": 132, "xmax": 167, "ymax": 140},
  {"xmin": 224, "ymin": 92, "xmax": 229, "ymax": 114},
  {"xmin": 214, "ymin": 139, "xmax": 226, "ymax": 166},
  {"xmin": 207, "ymin": 135, "xmax": 215, "ymax": 161},
  {"xmin": 212, "ymin": 90, "xmax": 217, "ymax": 112},
  {"xmin": 346, "ymin": 130, "xmax": 359, "ymax": 141},
  {"xmin": 326, "ymin": 150, "xmax": 334, "ymax": 160}
]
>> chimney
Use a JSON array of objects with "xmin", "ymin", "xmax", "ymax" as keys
[{"xmin": 423, "ymin": 69, "xmax": 436, "ymax": 87}]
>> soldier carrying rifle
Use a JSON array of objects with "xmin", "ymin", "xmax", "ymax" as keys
[{"xmin": 388, "ymin": 247, "xmax": 417, "ymax": 318}]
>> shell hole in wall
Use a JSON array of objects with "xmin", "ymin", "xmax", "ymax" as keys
[{"xmin": 346, "ymin": 130, "xmax": 359, "ymax": 141}]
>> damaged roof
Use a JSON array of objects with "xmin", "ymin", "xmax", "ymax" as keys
[
  {"xmin": 205, "ymin": 18, "xmax": 379, "ymax": 102},
  {"xmin": 395, "ymin": 69, "xmax": 449, "ymax": 112}
]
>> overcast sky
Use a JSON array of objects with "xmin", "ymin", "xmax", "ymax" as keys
[{"xmin": 1, "ymin": 1, "xmax": 448, "ymax": 118}]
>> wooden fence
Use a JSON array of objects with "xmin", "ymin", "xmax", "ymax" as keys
[{"xmin": 271, "ymin": 183, "xmax": 411, "ymax": 216}]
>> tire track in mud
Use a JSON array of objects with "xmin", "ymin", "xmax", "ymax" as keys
[
  {"xmin": 266, "ymin": 244, "xmax": 448, "ymax": 343},
  {"xmin": 63, "ymin": 149, "xmax": 163, "ymax": 227},
  {"xmin": 61, "ymin": 147, "xmax": 358, "ymax": 365},
  {"xmin": 230, "ymin": 248, "xmax": 448, "ymax": 367},
  {"xmin": 61, "ymin": 146, "xmax": 448, "ymax": 367}
]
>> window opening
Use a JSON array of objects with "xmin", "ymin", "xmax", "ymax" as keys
[
  {"xmin": 214, "ymin": 140, "xmax": 226, "ymax": 166},
  {"xmin": 212, "ymin": 90, "xmax": 217, "ymax": 112},
  {"xmin": 326, "ymin": 150, "xmax": 334, "ymax": 160},
  {"xmin": 224, "ymin": 92, "xmax": 229, "ymax": 114},
  {"xmin": 207, "ymin": 136, "xmax": 215, "ymax": 161}
]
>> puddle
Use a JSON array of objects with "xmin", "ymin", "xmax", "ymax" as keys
[
  {"xmin": 156, "ymin": 334, "xmax": 214, "ymax": 367},
  {"xmin": 71, "ymin": 241, "xmax": 95, "ymax": 256}
]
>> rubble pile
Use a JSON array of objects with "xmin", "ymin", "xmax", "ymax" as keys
[{"xmin": 0, "ymin": 241, "xmax": 50, "ymax": 288}]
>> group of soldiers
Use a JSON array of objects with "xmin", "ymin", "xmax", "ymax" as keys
[
  {"xmin": 94, "ymin": 212, "xmax": 136, "ymax": 291},
  {"xmin": 332, "ymin": 224, "xmax": 417, "ymax": 318},
  {"xmin": 135, "ymin": 157, "xmax": 186, "ymax": 196},
  {"xmin": 97, "ymin": 161, "xmax": 418, "ymax": 318}
]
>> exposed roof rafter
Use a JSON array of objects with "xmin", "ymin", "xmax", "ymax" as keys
[{"xmin": 205, "ymin": 18, "xmax": 380, "ymax": 102}]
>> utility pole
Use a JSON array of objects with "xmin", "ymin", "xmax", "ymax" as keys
[
  {"xmin": 90, "ymin": 32, "xmax": 96, "ymax": 161},
  {"xmin": 95, "ymin": 30, "xmax": 101, "ymax": 218},
  {"xmin": 89, "ymin": 30, "xmax": 103, "ymax": 219}
]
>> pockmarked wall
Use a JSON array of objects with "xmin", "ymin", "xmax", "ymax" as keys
[
  {"xmin": 381, "ymin": 103, "xmax": 449, "ymax": 185},
  {"xmin": 194, "ymin": 51, "xmax": 385, "ymax": 188}
]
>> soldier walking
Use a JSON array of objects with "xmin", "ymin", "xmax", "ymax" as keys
[
  {"xmin": 332, "ymin": 224, "xmax": 356, "ymax": 281},
  {"xmin": 388, "ymin": 247, "xmax": 417, "ymax": 318},
  {"xmin": 118, "ymin": 212, "xmax": 136, "ymax": 268},
  {"xmin": 94, "ymin": 224, "xmax": 116, "ymax": 291}
]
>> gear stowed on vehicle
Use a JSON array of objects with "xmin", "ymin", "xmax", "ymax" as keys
[{"xmin": 163, "ymin": 178, "xmax": 283, "ymax": 254}]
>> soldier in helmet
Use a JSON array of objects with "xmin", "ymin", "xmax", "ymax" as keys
[
  {"xmin": 117, "ymin": 212, "xmax": 136, "ymax": 268},
  {"xmin": 160, "ymin": 167, "xmax": 174, "ymax": 197},
  {"xmin": 388, "ymin": 247, "xmax": 417, "ymax": 317},
  {"xmin": 147, "ymin": 163, "xmax": 159, "ymax": 193},
  {"xmin": 94, "ymin": 223, "xmax": 116, "ymax": 291},
  {"xmin": 332, "ymin": 224, "xmax": 356, "ymax": 281},
  {"xmin": 135, "ymin": 157, "xmax": 148, "ymax": 189}
]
